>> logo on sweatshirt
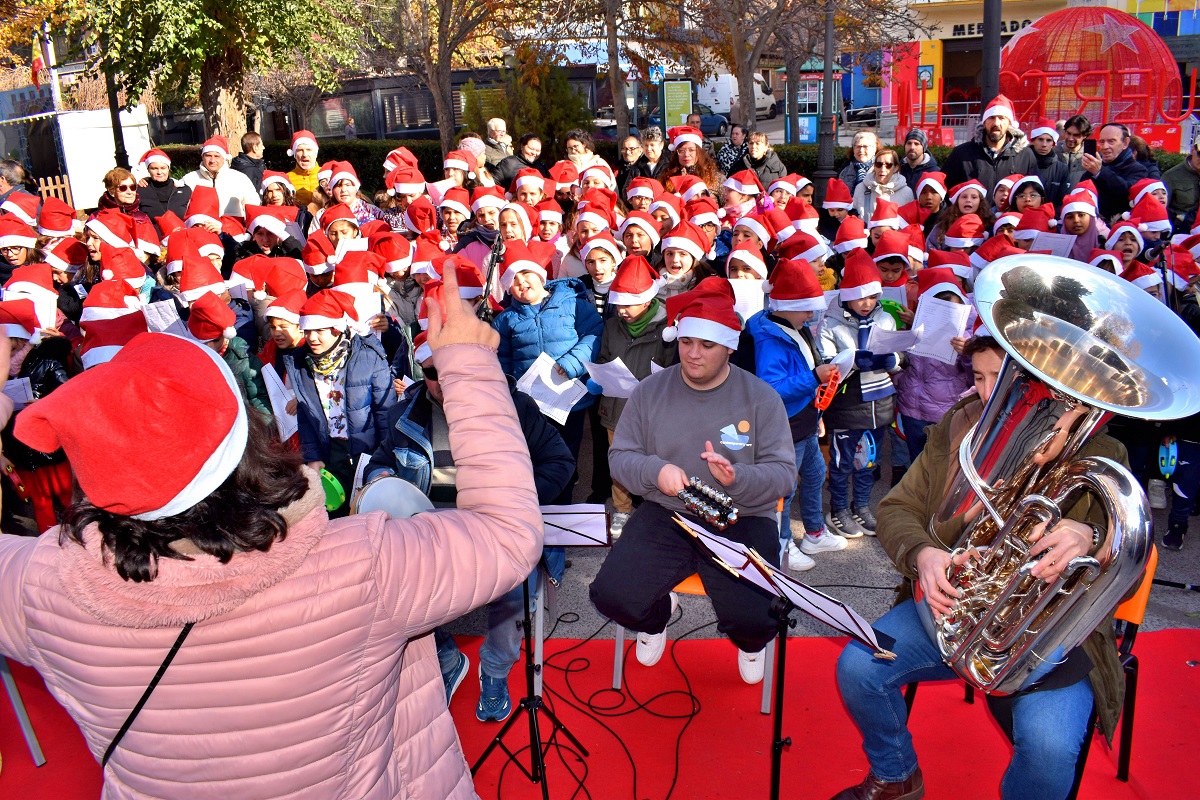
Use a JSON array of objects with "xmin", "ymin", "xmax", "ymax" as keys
[{"xmin": 719, "ymin": 420, "xmax": 752, "ymax": 451}]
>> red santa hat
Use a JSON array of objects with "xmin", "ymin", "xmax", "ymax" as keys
[
  {"xmin": 576, "ymin": 191, "xmax": 616, "ymax": 232},
  {"xmin": 499, "ymin": 239, "xmax": 548, "ymax": 289},
  {"xmin": 1129, "ymin": 178, "xmax": 1167, "ymax": 209},
  {"xmin": 0, "ymin": 192, "xmax": 38, "ymax": 225},
  {"xmin": 133, "ymin": 218, "xmax": 161, "ymax": 256},
  {"xmin": 1030, "ymin": 117, "xmax": 1059, "ymax": 142},
  {"xmin": 443, "ymin": 149, "xmax": 476, "ymax": 179},
  {"xmin": 327, "ymin": 161, "xmax": 360, "ymax": 191},
  {"xmin": 868, "ymin": 199, "xmax": 905, "ymax": 231},
  {"xmin": 383, "ymin": 146, "xmax": 418, "ymax": 174},
  {"xmin": 1010, "ymin": 175, "xmax": 1045, "ymax": 201},
  {"xmin": 184, "ymin": 186, "xmax": 222, "ymax": 229},
  {"xmin": 201, "ymin": 135, "xmax": 231, "ymax": 160},
  {"xmin": 661, "ymin": 284, "xmax": 741, "ymax": 349},
  {"xmin": 164, "ymin": 228, "xmax": 201, "ymax": 275},
  {"xmin": 686, "ymin": 196, "xmax": 721, "ymax": 228},
  {"xmin": 1181, "ymin": 233, "xmax": 1200, "ymax": 259},
  {"xmin": 839, "ymin": 249, "xmax": 884, "ymax": 301},
  {"xmin": 733, "ymin": 213, "xmax": 773, "ymax": 250},
  {"xmin": 43, "ymin": 237, "xmax": 88, "ymax": 274},
  {"xmin": 872, "ymin": 229, "xmax": 911, "ymax": 263},
  {"xmin": 500, "ymin": 201, "xmax": 536, "ymax": 240},
  {"xmin": 438, "ymin": 186, "xmax": 472, "ymax": 219},
  {"xmin": 139, "ymin": 148, "xmax": 172, "ymax": 169},
  {"xmin": 179, "ymin": 255, "xmax": 228, "ymax": 302},
  {"xmin": 916, "ymin": 266, "xmax": 967, "ymax": 302},
  {"xmin": 470, "ymin": 185, "xmax": 507, "ymax": 213},
  {"xmin": 948, "ymin": 179, "xmax": 988, "ymax": 204},
  {"xmin": 1121, "ymin": 260, "xmax": 1162, "ymax": 291},
  {"xmin": 300, "ymin": 289, "xmax": 358, "ymax": 331},
  {"xmin": 536, "ymin": 199, "xmax": 563, "ymax": 225},
  {"xmin": 788, "ymin": 199, "xmax": 821, "ymax": 236},
  {"xmin": 618, "ymin": 210, "xmax": 662, "ymax": 247},
  {"xmin": 822, "ymin": 178, "xmax": 854, "ymax": 210},
  {"xmin": 579, "ymin": 163, "xmax": 616, "ymax": 191},
  {"xmin": 380, "ymin": 165, "xmax": 422, "ymax": 198},
  {"xmin": 265, "ymin": 289, "xmax": 307, "ymax": 326},
  {"xmin": 265, "ymin": 259, "xmax": 308, "ymax": 297},
  {"xmin": 36, "ymin": 196, "xmax": 76, "ymax": 238},
  {"xmin": 667, "ymin": 126, "xmax": 704, "ymax": 152},
  {"xmin": 155, "ymin": 211, "xmax": 185, "ymax": 242},
  {"xmin": 287, "ymin": 130, "xmax": 318, "ymax": 157},
  {"xmin": 510, "ymin": 167, "xmax": 547, "ymax": 196},
  {"xmin": 322, "ymin": 203, "xmax": 361, "ymax": 236},
  {"xmin": 15, "ymin": 332, "xmax": 249, "ymax": 520},
  {"xmin": 626, "ymin": 177, "xmax": 664, "ymax": 202},
  {"xmin": 779, "ymin": 230, "xmax": 826, "ymax": 264},
  {"xmin": 929, "ymin": 250, "xmax": 974, "ymax": 281},
  {"xmin": 768, "ymin": 174, "xmax": 802, "ymax": 196},
  {"xmin": 907, "ymin": 225, "xmax": 928, "ymax": 263},
  {"xmin": 661, "ymin": 220, "xmax": 709, "ymax": 262},
  {"xmin": 79, "ymin": 309, "xmax": 148, "ymax": 369},
  {"xmin": 229, "ymin": 254, "xmax": 275, "ymax": 294},
  {"xmin": 723, "ymin": 170, "xmax": 764, "ymax": 197},
  {"xmin": 1106, "ymin": 220, "xmax": 1145, "ymax": 252},
  {"xmin": 993, "ymin": 211, "xmax": 1022, "ymax": 234},
  {"xmin": 187, "ymin": 290, "xmax": 238, "ymax": 342},
  {"xmin": 671, "ymin": 175, "xmax": 710, "ymax": 203},
  {"xmin": 1074, "ymin": 179, "xmax": 1099, "ymax": 208},
  {"xmin": 410, "ymin": 233, "xmax": 448, "ymax": 279},
  {"xmin": 1166, "ymin": 247, "xmax": 1200, "ymax": 290},
  {"xmin": 1127, "ymin": 194, "xmax": 1172, "ymax": 233},
  {"xmin": 726, "ymin": 241, "xmax": 768, "ymax": 279},
  {"xmin": 980, "ymin": 94, "xmax": 1018, "ymax": 127},
  {"xmin": 449, "ymin": 257, "xmax": 488, "ymax": 300},
  {"xmin": 260, "ymin": 170, "xmax": 291, "ymax": 196},
  {"xmin": 943, "ymin": 213, "xmax": 986, "ymax": 248},
  {"xmin": 86, "ymin": 209, "xmax": 136, "ymax": 249},
  {"xmin": 1060, "ymin": 191, "xmax": 1096, "ymax": 218},
  {"xmin": 1012, "ymin": 204, "xmax": 1057, "ymax": 241},
  {"xmin": 608, "ymin": 256, "xmax": 663, "ymax": 305},
  {"xmin": 369, "ymin": 231, "xmax": 413, "ymax": 274},
  {"xmin": 969, "ymin": 234, "xmax": 1024, "ymax": 274},
  {"xmin": 1088, "ymin": 249, "xmax": 1124, "ymax": 273},
  {"xmin": 301, "ymin": 232, "xmax": 336, "ymax": 275},
  {"xmin": 318, "ymin": 161, "xmax": 335, "ymax": 183},
  {"xmin": 402, "ymin": 196, "xmax": 439, "ymax": 236},
  {"xmin": 93, "ymin": 249, "xmax": 143, "ymax": 295},
  {"xmin": 898, "ymin": 200, "xmax": 931, "ymax": 228},
  {"xmin": 245, "ymin": 204, "xmax": 294, "ymax": 240},
  {"xmin": 915, "ymin": 171, "xmax": 948, "ymax": 200},
  {"xmin": 412, "ymin": 331, "xmax": 433, "ymax": 364},
  {"xmin": 579, "ymin": 229, "xmax": 624, "ymax": 264},
  {"xmin": 0, "ymin": 298, "xmax": 39, "ymax": 341},
  {"xmin": 765, "ymin": 257, "xmax": 825, "ymax": 312},
  {"xmin": 648, "ymin": 193, "xmax": 683, "ymax": 228},
  {"xmin": 832, "ymin": 215, "xmax": 869, "ymax": 253},
  {"xmin": 548, "ymin": 161, "xmax": 579, "ymax": 190},
  {"xmin": 0, "ymin": 217, "xmax": 37, "ymax": 250}
]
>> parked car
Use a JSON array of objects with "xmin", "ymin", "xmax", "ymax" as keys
[
  {"xmin": 592, "ymin": 107, "xmax": 640, "ymax": 142},
  {"xmin": 647, "ymin": 103, "xmax": 729, "ymax": 138}
]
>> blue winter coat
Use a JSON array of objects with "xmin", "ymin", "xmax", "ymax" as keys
[
  {"xmin": 493, "ymin": 278, "xmax": 604, "ymax": 410},
  {"xmin": 285, "ymin": 333, "xmax": 397, "ymax": 463},
  {"xmin": 744, "ymin": 310, "xmax": 820, "ymax": 418}
]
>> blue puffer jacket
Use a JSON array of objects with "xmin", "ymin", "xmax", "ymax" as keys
[
  {"xmin": 285, "ymin": 333, "xmax": 397, "ymax": 463},
  {"xmin": 744, "ymin": 310, "xmax": 820, "ymax": 418},
  {"xmin": 493, "ymin": 278, "xmax": 604, "ymax": 410}
]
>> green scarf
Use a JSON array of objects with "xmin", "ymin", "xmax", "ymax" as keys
[{"xmin": 625, "ymin": 299, "xmax": 660, "ymax": 338}]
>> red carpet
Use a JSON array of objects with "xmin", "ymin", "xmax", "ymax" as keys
[{"xmin": 3, "ymin": 630, "xmax": 1197, "ymax": 798}]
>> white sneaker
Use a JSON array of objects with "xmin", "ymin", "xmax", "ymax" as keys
[
  {"xmin": 800, "ymin": 530, "xmax": 848, "ymax": 555},
  {"xmin": 1148, "ymin": 479, "xmax": 1168, "ymax": 510},
  {"xmin": 635, "ymin": 592, "xmax": 678, "ymax": 667},
  {"xmin": 609, "ymin": 511, "xmax": 631, "ymax": 539},
  {"xmin": 738, "ymin": 647, "xmax": 767, "ymax": 684},
  {"xmin": 786, "ymin": 540, "xmax": 816, "ymax": 571}
]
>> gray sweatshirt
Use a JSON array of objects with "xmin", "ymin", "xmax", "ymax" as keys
[{"xmin": 609, "ymin": 363, "xmax": 797, "ymax": 520}]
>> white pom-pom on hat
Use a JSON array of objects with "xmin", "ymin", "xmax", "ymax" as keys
[
  {"xmin": 662, "ymin": 325, "xmax": 678, "ymax": 342},
  {"xmin": 223, "ymin": 326, "xmax": 237, "ymax": 339}
]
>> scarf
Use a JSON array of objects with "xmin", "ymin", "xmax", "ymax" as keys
[
  {"xmin": 854, "ymin": 159, "xmax": 871, "ymax": 187},
  {"xmin": 592, "ymin": 275, "xmax": 615, "ymax": 295},
  {"xmin": 625, "ymin": 298, "xmax": 661, "ymax": 338},
  {"xmin": 98, "ymin": 190, "xmax": 141, "ymax": 215},
  {"xmin": 308, "ymin": 333, "xmax": 350, "ymax": 376}
]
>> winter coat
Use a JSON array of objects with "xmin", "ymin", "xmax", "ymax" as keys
[
  {"xmin": 181, "ymin": 165, "xmax": 261, "ymax": 218},
  {"xmin": 1034, "ymin": 150, "xmax": 1070, "ymax": 208},
  {"xmin": 744, "ymin": 310, "xmax": 825, "ymax": 441},
  {"xmin": 286, "ymin": 333, "xmax": 397, "ymax": 463},
  {"xmin": 0, "ymin": 344, "xmax": 543, "ymax": 800},
  {"xmin": 900, "ymin": 152, "xmax": 940, "ymax": 193},
  {"xmin": 1058, "ymin": 146, "xmax": 1087, "ymax": 195},
  {"xmin": 852, "ymin": 173, "xmax": 915, "ymax": 223},
  {"xmin": 137, "ymin": 179, "xmax": 192, "ymax": 234},
  {"xmin": 942, "ymin": 126, "xmax": 1039, "ymax": 197},
  {"xmin": 596, "ymin": 306, "xmax": 675, "ymax": 430},
  {"xmin": 893, "ymin": 351, "xmax": 972, "ymax": 423},
  {"xmin": 366, "ymin": 378, "xmax": 574, "ymax": 505},
  {"xmin": 839, "ymin": 158, "xmax": 872, "ymax": 194},
  {"xmin": 1093, "ymin": 147, "xmax": 1151, "ymax": 222},
  {"xmin": 1161, "ymin": 158, "xmax": 1200, "ymax": 229},
  {"xmin": 731, "ymin": 150, "xmax": 787, "ymax": 191},
  {"xmin": 223, "ymin": 335, "xmax": 273, "ymax": 422},
  {"xmin": 818, "ymin": 302, "xmax": 899, "ymax": 431},
  {"xmin": 877, "ymin": 393, "xmax": 1127, "ymax": 743},
  {"xmin": 230, "ymin": 153, "xmax": 266, "ymax": 195},
  {"xmin": 491, "ymin": 154, "xmax": 549, "ymax": 190},
  {"xmin": 616, "ymin": 155, "xmax": 652, "ymax": 199},
  {"xmin": 493, "ymin": 278, "xmax": 604, "ymax": 409}
]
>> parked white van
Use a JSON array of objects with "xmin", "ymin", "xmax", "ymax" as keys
[{"xmin": 698, "ymin": 74, "xmax": 777, "ymax": 121}]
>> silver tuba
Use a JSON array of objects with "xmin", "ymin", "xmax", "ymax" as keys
[{"xmin": 917, "ymin": 254, "xmax": 1200, "ymax": 695}]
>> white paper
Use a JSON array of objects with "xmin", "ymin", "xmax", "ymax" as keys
[
  {"xmin": 541, "ymin": 504, "xmax": 609, "ymax": 546},
  {"xmin": 261, "ymin": 364, "xmax": 299, "ymax": 441},
  {"xmin": 867, "ymin": 325, "xmax": 923, "ymax": 354},
  {"xmin": 142, "ymin": 300, "xmax": 189, "ymax": 337},
  {"xmin": 1, "ymin": 377, "xmax": 35, "ymax": 409},
  {"xmin": 1029, "ymin": 232, "xmax": 1077, "ymax": 258},
  {"xmin": 650, "ymin": 361, "xmax": 665, "ymax": 374},
  {"xmin": 881, "ymin": 285, "xmax": 908, "ymax": 307},
  {"xmin": 831, "ymin": 348, "xmax": 855, "ymax": 375},
  {"xmin": 672, "ymin": 515, "xmax": 780, "ymax": 597},
  {"xmin": 730, "ymin": 278, "xmax": 765, "ymax": 321},
  {"xmin": 515, "ymin": 352, "xmax": 588, "ymax": 425},
  {"xmin": 909, "ymin": 296, "xmax": 971, "ymax": 365},
  {"xmin": 226, "ymin": 282, "xmax": 249, "ymax": 303},
  {"xmin": 351, "ymin": 452, "xmax": 372, "ymax": 498},
  {"xmin": 583, "ymin": 357, "xmax": 640, "ymax": 399}
]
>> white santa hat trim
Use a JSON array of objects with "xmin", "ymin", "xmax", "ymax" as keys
[
  {"xmin": 668, "ymin": 132, "xmax": 704, "ymax": 152},
  {"xmin": 80, "ymin": 303, "xmax": 141, "ymax": 323},
  {"xmin": 943, "ymin": 235, "xmax": 985, "ymax": 248},
  {"xmin": 439, "ymin": 197, "xmax": 472, "ymax": 219},
  {"xmin": 180, "ymin": 282, "xmax": 228, "ymax": 302},
  {"xmin": 839, "ymin": 280, "xmax": 883, "ymax": 302},
  {"xmin": 80, "ymin": 344, "xmax": 124, "ymax": 370},
  {"xmin": 201, "ymin": 143, "xmax": 231, "ymax": 159},
  {"xmin": 793, "ymin": 242, "xmax": 827, "ymax": 264},
  {"xmin": 1030, "ymin": 123, "xmax": 1059, "ymax": 142},
  {"xmin": 414, "ymin": 341, "xmax": 433, "ymax": 363},
  {"xmin": 723, "ymin": 175, "xmax": 761, "ymax": 195},
  {"xmin": 627, "ymin": 184, "xmax": 656, "ymax": 200},
  {"xmin": 444, "ymin": 156, "xmax": 472, "ymax": 173},
  {"xmin": 768, "ymin": 177, "xmax": 797, "ymax": 195},
  {"xmin": 767, "ymin": 295, "xmax": 826, "ymax": 313},
  {"xmin": 299, "ymin": 313, "xmax": 348, "ymax": 332},
  {"xmin": 1107, "ymin": 225, "xmax": 1145, "ymax": 251},
  {"xmin": 577, "ymin": 210, "xmax": 610, "ymax": 231},
  {"xmin": 617, "ymin": 216, "xmax": 661, "ymax": 245},
  {"xmin": 734, "ymin": 217, "xmax": 770, "ymax": 249},
  {"xmin": 1133, "ymin": 181, "xmax": 1167, "ymax": 208},
  {"xmin": 0, "ymin": 232, "xmax": 37, "ymax": 249},
  {"xmin": 501, "ymin": 261, "xmax": 548, "ymax": 289},
  {"xmin": 1061, "ymin": 198, "xmax": 1096, "ymax": 217},
  {"xmin": 981, "ymin": 100, "xmax": 1016, "ymax": 125},
  {"xmin": 471, "ymin": 194, "xmax": 506, "ymax": 212},
  {"xmin": 916, "ymin": 176, "xmax": 948, "ymax": 198},
  {"xmin": 580, "ymin": 237, "xmax": 623, "ymax": 264},
  {"xmin": 2, "ymin": 322, "xmax": 34, "ymax": 339},
  {"xmin": 38, "ymin": 220, "xmax": 74, "ymax": 239},
  {"xmin": 389, "ymin": 179, "xmax": 425, "ymax": 197},
  {"xmin": 661, "ymin": 234, "xmax": 706, "ymax": 262},
  {"xmin": 264, "ymin": 306, "xmax": 301, "ymax": 325},
  {"xmin": 286, "ymin": 134, "xmax": 318, "ymax": 157},
  {"xmin": 648, "ymin": 200, "xmax": 681, "ymax": 227},
  {"xmin": 609, "ymin": 282, "xmax": 663, "ymax": 306},
  {"xmin": 831, "ymin": 237, "xmax": 868, "ymax": 254},
  {"xmin": 727, "ymin": 249, "xmax": 767, "ymax": 279},
  {"xmin": 42, "ymin": 249, "xmax": 80, "ymax": 273},
  {"xmin": 84, "ymin": 218, "xmax": 133, "ymax": 249},
  {"xmin": 1130, "ymin": 272, "xmax": 1162, "ymax": 290},
  {"xmin": 540, "ymin": 207, "xmax": 563, "ymax": 224},
  {"xmin": 410, "ymin": 260, "xmax": 441, "ymax": 279},
  {"xmin": 248, "ymin": 214, "xmax": 288, "ymax": 240},
  {"xmin": 669, "ymin": 316, "xmax": 740, "ymax": 349},
  {"xmin": 689, "ymin": 211, "xmax": 720, "ymax": 228},
  {"xmin": 824, "ymin": 197, "xmax": 853, "ymax": 210},
  {"xmin": 678, "ymin": 183, "xmax": 708, "ymax": 203},
  {"xmin": 923, "ymin": 281, "xmax": 968, "ymax": 302}
]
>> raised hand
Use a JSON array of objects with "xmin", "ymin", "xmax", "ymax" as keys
[{"xmin": 425, "ymin": 260, "xmax": 500, "ymax": 351}]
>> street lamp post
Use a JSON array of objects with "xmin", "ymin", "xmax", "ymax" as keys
[
  {"xmin": 814, "ymin": 0, "xmax": 837, "ymax": 204},
  {"xmin": 981, "ymin": 0, "xmax": 1002, "ymax": 106},
  {"xmin": 105, "ymin": 69, "xmax": 130, "ymax": 169}
]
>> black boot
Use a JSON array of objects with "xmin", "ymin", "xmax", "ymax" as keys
[{"xmin": 1163, "ymin": 519, "xmax": 1186, "ymax": 551}]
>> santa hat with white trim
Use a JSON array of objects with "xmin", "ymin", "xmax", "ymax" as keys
[
  {"xmin": 201, "ymin": 135, "xmax": 231, "ymax": 161},
  {"xmin": 165, "ymin": 228, "xmax": 203, "ymax": 275},
  {"xmin": 872, "ymin": 229, "xmax": 910, "ymax": 263},
  {"xmin": 579, "ymin": 163, "xmax": 616, "ymax": 191},
  {"xmin": 660, "ymin": 220, "xmax": 708, "ymax": 262},
  {"xmin": 15, "ymin": 331, "xmax": 250, "ymax": 520},
  {"xmin": 5, "ymin": 263, "xmax": 60, "ymax": 329},
  {"xmin": 1060, "ymin": 191, "xmax": 1096, "ymax": 219},
  {"xmin": 443, "ymin": 149, "xmax": 476, "ymax": 179},
  {"xmin": 787, "ymin": 198, "xmax": 821, "ymax": 236},
  {"xmin": 413, "ymin": 331, "xmax": 433, "ymax": 364},
  {"xmin": 383, "ymin": 146, "xmax": 418, "ymax": 174},
  {"xmin": 1106, "ymin": 220, "xmax": 1145, "ymax": 252},
  {"xmin": 666, "ymin": 126, "xmax": 704, "ymax": 152},
  {"xmin": 548, "ymin": 161, "xmax": 579, "ymax": 190},
  {"xmin": 907, "ymin": 224, "xmax": 927, "ymax": 263},
  {"xmin": 300, "ymin": 234, "xmax": 335, "ymax": 276},
  {"xmin": 726, "ymin": 240, "xmax": 768, "ymax": 280},
  {"xmin": 733, "ymin": 213, "xmax": 772, "ymax": 250},
  {"xmin": 778, "ymin": 230, "xmax": 826, "ymax": 264},
  {"xmin": 410, "ymin": 233, "xmax": 448, "ymax": 279},
  {"xmin": 0, "ymin": 298, "xmax": 39, "ymax": 341},
  {"xmin": 318, "ymin": 161, "xmax": 335, "ymax": 183},
  {"xmin": 0, "ymin": 217, "xmax": 37, "ymax": 250},
  {"xmin": 823, "ymin": 178, "xmax": 853, "ymax": 210},
  {"xmin": 328, "ymin": 161, "xmax": 361, "ymax": 191},
  {"xmin": 184, "ymin": 186, "xmax": 222, "ymax": 229},
  {"xmin": 500, "ymin": 201, "xmax": 535, "ymax": 240},
  {"xmin": 245, "ymin": 204, "xmax": 294, "ymax": 241},
  {"xmin": 264, "ymin": 289, "xmax": 307, "ymax": 326},
  {"xmin": 187, "ymin": 290, "xmax": 238, "ymax": 343},
  {"xmin": 648, "ymin": 193, "xmax": 682, "ymax": 228},
  {"xmin": 179, "ymin": 255, "xmax": 228, "ymax": 302},
  {"xmin": 1088, "ymin": 249, "xmax": 1124, "ymax": 273},
  {"xmin": 576, "ymin": 191, "xmax": 615, "ymax": 231},
  {"xmin": 439, "ymin": 186, "xmax": 472, "ymax": 219},
  {"xmin": 1128, "ymin": 194, "xmax": 1171, "ymax": 233},
  {"xmin": 980, "ymin": 94, "xmax": 1018, "ymax": 127},
  {"xmin": 832, "ymin": 215, "xmax": 869, "ymax": 253},
  {"xmin": 686, "ymin": 196, "xmax": 721, "ymax": 228},
  {"xmin": 80, "ymin": 309, "xmax": 148, "ymax": 369},
  {"xmin": 969, "ymin": 235, "xmax": 1024, "ymax": 274},
  {"xmin": 992, "ymin": 211, "xmax": 1022, "ymax": 234},
  {"xmin": 499, "ymin": 239, "xmax": 548, "ymax": 289},
  {"xmin": 0, "ymin": 192, "xmax": 38, "ymax": 225},
  {"xmin": 915, "ymin": 171, "xmax": 948, "ymax": 200},
  {"xmin": 369, "ymin": 231, "xmax": 412, "ymax": 275},
  {"xmin": 608, "ymin": 256, "xmax": 663, "ymax": 305},
  {"xmin": 948, "ymin": 179, "xmax": 988, "ymax": 205},
  {"xmin": 450, "ymin": 257, "xmax": 488, "ymax": 300},
  {"xmin": 868, "ymin": 199, "xmax": 905, "ymax": 230},
  {"xmin": 536, "ymin": 199, "xmax": 563, "ymax": 225},
  {"xmin": 928, "ymin": 249, "xmax": 972, "ymax": 280},
  {"xmin": 1121, "ymin": 261, "xmax": 1162, "ymax": 291},
  {"xmin": 260, "ymin": 170, "xmax": 291, "ymax": 196},
  {"xmin": 155, "ymin": 211, "xmax": 184, "ymax": 243},
  {"xmin": 36, "ymin": 196, "xmax": 76, "ymax": 238},
  {"xmin": 81, "ymin": 279, "xmax": 143, "ymax": 322},
  {"xmin": 510, "ymin": 167, "xmax": 547, "ymax": 197},
  {"xmin": 230, "ymin": 254, "xmax": 275, "ymax": 295},
  {"xmin": 1166, "ymin": 246, "xmax": 1200, "ymax": 289},
  {"xmin": 300, "ymin": 289, "xmax": 358, "ymax": 331},
  {"xmin": 618, "ymin": 210, "xmax": 661, "ymax": 247},
  {"xmin": 402, "ymin": 196, "xmax": 439, "ymax": 236},
  {"xmin": 661, "ymin": 283, "xmax": 741, "ymax": 349},
  {"xmin": 765, "ymin": 257, "xmax": 825, "ymax": 312},
  {"xmin": 1010, "ymin": 174, "xmax": 1044, "ymax": 201},
  {"xmin": 287, "ymin": 130, "xmax": 318, "ymax": 157},
  {"xmin": 671, "ymin": 175, "xmax": 709, "ymax": 203},
  {"xmin": 1129, "ymin": 178, "xmax": 1166, "ymax": 209},
  {"xmin": 944, "ymin": 213, "xmax": 986, "ymax": 248},
  {"xmin": 768, "ymin": 174, "xmax": 802, "ymax": 196},
  {"xmin": 916, "ymin": 266, "xmax": 967, "ymax": 303},
  {"xmin": 1012, "ymin": 204, "xmax": 1057, "ymax": 241},
  {"xmin": 265, "ymin": 260, "xmax": 308, "ymax": 297},
  {"xmin": 43, "ymin": 237, "xmax": 88, "ymax": 274},
  {"xmin": 322, "ymin": 203, "xmax": 360, "ymax": 236},
  {"xmin": 626, "ymin": 177, "xmax": 663, "ymax": 202},
  {"xmin": 383, "ymin": 164, "xmax": 425, "ymax": 198},
  {"xmin": 86, "ymin": 209, "xmax": 136, "ymax": 249},
  {"xmin": 1030, "ymin": 117, "xmax": 1059, "ymax": 143},
  {"xmin": 580, "ymin": 229, "xmax": 624, "ymax": 264},
  {"xmin": 100, "ymin": 245, "xmax": 150, "ymax": 292},
  {"xmin": 839, "ymin": 249, "xmax": 884, "ymax": 302},
  {"xmin": 471, "ymin": 185, "xmax": 506, "ymax": 213},
  {"xmin": 139, "ymin": 148, "xmax": 172, "ymax": 170},
  {"xmin": 723, "ymin": 170, "xmax": 764, "ymax": 197}
]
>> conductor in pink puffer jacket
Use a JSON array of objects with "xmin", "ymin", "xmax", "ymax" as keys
[{"xmin": 0, "ymin": 265, "xmax": 542, "ymax": 799}]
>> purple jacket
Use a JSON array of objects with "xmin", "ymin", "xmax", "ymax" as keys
[{"xmin": 894, "ymin": 351, "xmax": 972, "ymax": 423}]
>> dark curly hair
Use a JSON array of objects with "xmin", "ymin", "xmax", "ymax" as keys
[{"xmin": 63, "ymin": 412, "xmax": 310, "ymax": 583}]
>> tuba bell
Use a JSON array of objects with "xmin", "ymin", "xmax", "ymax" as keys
[{"xmin": 916, "ymin": 254, "xmax": 1200, "ymax": 695}]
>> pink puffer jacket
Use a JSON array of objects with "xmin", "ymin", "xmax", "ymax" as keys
[{"xmin": 0, "ymin": 344, "xmax": 542, "ymax": 799}]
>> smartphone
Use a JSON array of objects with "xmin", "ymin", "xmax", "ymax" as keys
[{"xmin": 1083, "ymin": 139, "xmax": 1097, "ymax": 157}]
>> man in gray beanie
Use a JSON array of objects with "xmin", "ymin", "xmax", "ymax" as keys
[{"xmin": 899, "ymin": 128, "xmax": 939, "ymax": 193}]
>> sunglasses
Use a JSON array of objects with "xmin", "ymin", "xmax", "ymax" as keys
[
  {"xmin": 117, "ymin": 183, "xmax": 137, "ymax": 191},
  {"xmin": 874, "ymin": 160, "xmax": 895, "ymax": 168},
  {"xmin": 423, "ymin": 366, "xmax": 438, "ymax": 382}
]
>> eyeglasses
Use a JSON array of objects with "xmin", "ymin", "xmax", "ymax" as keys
[
  {"xmin": 874, "ymin": 160, "xmax": 895, "ymax": 168},
  {"xmin": 117, "ymin": 183, "xmax": 137, "ymax": 191},
  {"xmin": 622, "ymin": 145, "xmax": 642, "ymax": 152}
]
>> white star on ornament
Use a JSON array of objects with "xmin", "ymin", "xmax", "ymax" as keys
[
  {"xmin": 1082, "ymin": 13, "xmax": 1141, "ymax": 54},
  {"xmin": 1001, "ymin": 22, "xmax": 1038, "ymax": 57}
]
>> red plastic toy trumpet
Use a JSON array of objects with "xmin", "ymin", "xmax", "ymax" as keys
[{"xmin": 814, "ymin": 367, "xmax": 841, "ymax": 411}]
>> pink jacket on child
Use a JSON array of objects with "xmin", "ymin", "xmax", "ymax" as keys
[{"xmin": 0, "ymin": 344, "xmax": 543, "ymax": 799}]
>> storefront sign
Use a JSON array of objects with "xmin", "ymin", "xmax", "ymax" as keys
[{"xmin": 950, "ymin": 19, "xmax": 1032, "ymax": 37}]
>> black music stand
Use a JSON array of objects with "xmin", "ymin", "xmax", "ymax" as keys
[{"xmin": 471, "ymin": 504, "xmax": 608, "ymax": 797}]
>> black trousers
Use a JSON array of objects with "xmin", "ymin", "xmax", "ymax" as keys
[{"xmin": 589, "ymin": 500, "xmax": 780, "ymax": 652}]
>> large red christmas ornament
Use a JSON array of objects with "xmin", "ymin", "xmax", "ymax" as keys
[{"xmin": 999, "ymin": 7, "xmax": 1189, "ymax": 128}]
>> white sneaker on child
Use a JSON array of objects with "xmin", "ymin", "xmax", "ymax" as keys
[
  {"xmin": 786, "ymin": 540, "xmax": 816, "ymax": 571},
  {"xmin": 800, "ymin": 529, "xmax": 848, "ymax": 554}
]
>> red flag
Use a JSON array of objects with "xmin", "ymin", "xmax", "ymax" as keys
[{"xmin": 30, "ymin": 32, "xmax": 44, "ymax": 89}]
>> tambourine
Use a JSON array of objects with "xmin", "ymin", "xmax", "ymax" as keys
[
  {"xmin": 350, "ymin": 474, "xmax": 435, "ymax": 519},
  {"xmin": 678, "ymin": 477, "xmax": 739, "ymax": 531}
]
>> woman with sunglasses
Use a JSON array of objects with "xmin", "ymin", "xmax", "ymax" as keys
[
  {"xmin": 851, "ymin": 150, "xmax": 914, "ymax": 224},
  {"xmin": 97, "ymin": 168, "xmax": 154, "ymax": 233}
]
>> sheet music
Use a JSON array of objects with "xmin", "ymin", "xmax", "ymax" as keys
[
  {"xmin": 1, "ymin": 377, "xmax": 35, "ymax": 409},
  {"xmin": 909, "ymin": 296, "xmax": 971, "ymax": 365},
  {"xmin": 541, "ymin": 504, "xmax": 609, "ymax": 546},
  {"xmin": 1029, "ymin": 232, "xmax": 1077, "ymax": 258},
  {"xmin": 515, "ymin": 352, "xmax": 588, "ymax": 425},
  {"xmin": 866, "ymin": 325, "xmax": 922, "ymax": 354},
  {"xmin": 261, "ymin": 364, "xmax": 298, "ymax": 441},
  {"xmin": 881, "ymin": 286, "xmax": 908, "ymax": 308},
  {"xmin": 671, "ymin": 514, "xmax": 778, "ymax": 596},
  {"xmin": 730, "ymin": 278, "xmax": 765, "ymax": 321},
  {"xmin": 142, "ymin": 300, "xmax": 189, "ymax": 337},
  {"xmin": 583, "ymin": 357, "xmax": 640, "ymax": 399}
]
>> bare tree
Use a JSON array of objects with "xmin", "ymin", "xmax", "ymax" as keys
[{"xmin": 249, "ymin": 53, "xmax": 326, "ymax": 135}]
